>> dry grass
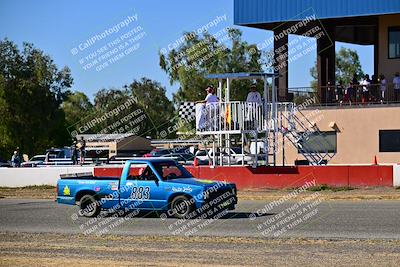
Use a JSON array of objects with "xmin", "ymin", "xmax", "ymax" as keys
[
  {"xmin": 1, "ymin": 233, "xmax": 400, "ymax": 266},
  {"xmin": 0, "ymin": 185, "xmax": 56, "ymax": 199}
]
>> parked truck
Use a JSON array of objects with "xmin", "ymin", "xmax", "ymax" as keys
[{"xmin": 57, "ymin": 158, "xmax": 237, "ymax": 219}]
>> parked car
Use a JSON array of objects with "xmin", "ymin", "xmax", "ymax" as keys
[
  {"xmin": 56, "ymin": 158, "xmax": 237, "ymax": 219},
  {"xmin": 42, "ymin": 147, "xmax": 74, "ymax": 165},
  {"xmin": 0, "ymin": 157, "xmax": 12, "ymax": 167},
  {"xmin": 162, "ymin": 153, "xmax": 209, "ymax": 165},
  {"xmin": 195, "ymin": 147, "xmax": 254, "ymax": 165},
  {"xmin": 168, "ymin": 147, "xmax": 192, "ymax": 154},
  {"xmin": 143, "ymin": 148, "xmax": 172, "ymax": 157},
  {"xmin": 107, "ymin": 153, "xmax": 143, "ymax": 164},
  {"xmin": 21, "ymin": 155, "xmax": 46, "ymax": 167}
]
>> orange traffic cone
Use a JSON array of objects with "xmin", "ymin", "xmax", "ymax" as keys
[
  {"xmin": 373, "ymin": 155, "xmax": 378, "ymax": 165},
  {"xmin": 193, "ymin": 157, "xmax": 198, "ymax": 167}
]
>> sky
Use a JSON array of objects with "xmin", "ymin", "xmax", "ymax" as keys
[{"xmin": 0, "ymin": 0, "xmax": 374, "ymax": 100}]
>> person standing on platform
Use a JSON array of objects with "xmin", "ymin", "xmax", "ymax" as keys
[
  {"xmin": 196, "ymin": 85, "xmax": 219, "ymax": 131},
  {"xmin": 246, "ymin": 83, "xmax": 262, "ymax": 129}
]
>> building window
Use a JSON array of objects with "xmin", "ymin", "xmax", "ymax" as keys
[
  {"xmin": 297, "ymin": 131, "xmax": 337, "ymax": 154},
  {"xmin": 379, "ymin": 130, "xmax": 400, "ymax": 152},
  {"xmin": 388, "ymin": 27, "xmax": 400, "ymax": 59}
]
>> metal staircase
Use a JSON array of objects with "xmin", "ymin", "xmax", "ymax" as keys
[{"xmin": 281, "ymin": 107, "xmax": 335, "ymax": 165}]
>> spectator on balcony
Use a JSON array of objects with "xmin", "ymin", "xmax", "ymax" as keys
[
  {"xmin": 246, "ymin": 84, "xmax": 262, "ymax": 104},
  {"xmin": 394, "ymin": 72, "xmax": 400, "ymax": 102},
  {"xmin": 336, "ymin": 80, "xmax": 344, "ymax": 103},
  {"xmin": 360, "ymin": 74, "xmax": 371, "ymax": 104},
  {"xmin": 370, "ymin": 74, "xmax": 379, "ymax": 102},
  {"xmin": 196, "ymin": 85, "xmax": 219, "ymax": 131},
  {"xmin": 196, "ymin": 85, "xmax": 218, "ymax": 105},
  {"xmin": 343, "ymin": 81, "xmax": 353, "ymax": 104},
  {"xmin": 326, "ymin": 80, "xmax": 335, "ymax": 103},
  {"xmin": 379, "ymin": 74, "xmax": 387, "ymax": 103},
  {"xmin": 352, "ymin": 74, "xmax": 360, "ymax": 102}
]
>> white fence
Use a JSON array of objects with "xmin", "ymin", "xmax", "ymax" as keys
[
  {"xmin": 0, "ymin": 166, "xmax": 94, "ymax": 187},
  {"xmin": 195, "ymin": 102, "xmax": 294, "ymax": 134},
  {"xmin": 196, "ymin": 101, "xmax": 265, "ymax": 133},
  {"xmin": 394, "ymin": 165, "xmax": 400, "ymax": 187}
]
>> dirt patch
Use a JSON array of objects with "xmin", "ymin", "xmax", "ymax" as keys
[
  {"xmin": 0, "ymin": 186, "xmax": 56, "ymax": 199},
  {"xmin": 0, "ymin": 232, "xmax": 399, "ymax": 266}
]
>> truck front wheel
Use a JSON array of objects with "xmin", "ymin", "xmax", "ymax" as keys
[
  {"xmin": 170, "ymin": 195, "xmax": 194, "ymax": 219},
  {"xmin": 79, "ymin": 194, "xmax": 101, "ymax": 217}
]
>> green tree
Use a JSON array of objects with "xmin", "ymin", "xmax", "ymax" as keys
[
  {"xmin": 128, "ymin": 77, "xmax": 175, "ymax": 138},
  {"xmin": 0, "ymin": 39, "xmax": 72, "ymax": 158},
  {"xmin": 159, "ymin": 28, "xmax": 266, "ymax": 104},
  {"xmin": 310, "ymin": 47, "xmax": 365, "ymax": 85},
  {"xmin": 62, "ymin": 91, "xmax": 93, "ymax": 134},
  {"xmin": 89, "ymin": 78, "xmax": 175, "ymax": 138},
  {"xmin": 94, "ymin": 88, "xmax": 127, "ymax": 111},
  {"xmin": 335, "ymin": 47, "xmax": 364, "ymax": 84}
]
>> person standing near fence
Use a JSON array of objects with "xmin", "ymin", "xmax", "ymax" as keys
[
  {"xmin": 71, "ymin": 140, "xmax": 78, "ymax": 165},
  {"xmin": 371, "ymin": 74, "xmax": 379, "ymax": 102},
  {"xmin": 246, "ymin": 83, "xmax": 262, "ymax": 104},
  {"xmin": 11, "ymin": 150, "xmax": 21, "ymax": 167},
  {"xmin": 352, "ymin": 74, "xmax": 360, "ymax": 102},
  {"xmin": 196, "ymin": 85, "xmax": 218, "ymax": 131},
  {"xmin": 78, "ymin": 136, "xmax": 86, "ymax": 165},
  {"xmin": 336, "ymin": 80, "xmax": 344, "ymax": 103},
  {"xmin": 326, "ymin": 80, "xmax": 335, "ymax": 103},
  {"xmin": 379, "ymin": 74, "xmax": 387, "ymax": 103},
  {"xmin": 393, "ymin": 72, "xmax": 400, "ymax": 102},
  {"xmin": 246, "ymin": 83, "xmax": 262, "ymax": 129},
  {"xmin": 360, "ymin": 74, "xmax": 371, "ymax": 104},
  {"xmin": 343, "ymin": 81, "xmax": 353, "ymax": 104}
]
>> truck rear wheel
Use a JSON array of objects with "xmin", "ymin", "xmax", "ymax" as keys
[
  {"xmin": 79, "ymin": 194, "xmax": 101, "ymax": 217},
  {"xmin": 171, "ymin": 195, "xmax": 194, "ymax": 219}
]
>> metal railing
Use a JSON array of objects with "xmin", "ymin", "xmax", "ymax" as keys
[
  {"xmin": 196, "ymin": 102, "xmax": 263, "ymax": 133},
  {"xmin": 195, "ymin": 102, "xmax": 294, "ymax": 133},
  {"xmin": 288, "ymin": 83, "xmax": 400, "ymax": 106}
]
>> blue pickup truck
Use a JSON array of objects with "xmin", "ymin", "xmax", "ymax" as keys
[{"xmin": 57, "ymin": 158, "xmax": 237, "ymax": 219}]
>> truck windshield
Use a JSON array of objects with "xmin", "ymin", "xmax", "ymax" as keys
[{"xmin": 153, "ymin": 161, "xmax": 193, "ymax": 180}]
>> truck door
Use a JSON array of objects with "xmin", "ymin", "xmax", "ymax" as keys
[{"xmin": 119, "ymin": 164, "xmax": 165, "ymax": 211}]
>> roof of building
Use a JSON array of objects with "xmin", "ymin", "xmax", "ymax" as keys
[
  {"xmin": 76, "ymin": 133, "xmax": 137, "ymax": 142},
  {"xmin": 234, "ymin": 0, "xmax": 400, "ymax": 26}
]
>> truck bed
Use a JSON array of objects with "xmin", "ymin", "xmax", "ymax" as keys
[{"xmin": 59, "ymin": 172, "xmax": 119, "ymax": 180}]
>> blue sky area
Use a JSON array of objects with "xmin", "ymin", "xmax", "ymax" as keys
[{"xmin": 0, "ymin": 0, "xmax": 374, "ymax": 100}]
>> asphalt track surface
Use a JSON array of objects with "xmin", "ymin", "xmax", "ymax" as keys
[{"xmin": 0, "ymin": 198, "xmax": 399, "ymax": 240}]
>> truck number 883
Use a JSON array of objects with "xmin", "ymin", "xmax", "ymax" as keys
[{"xmin": 131, "ymin": 186, "xmax": 150, "ymax": 200}]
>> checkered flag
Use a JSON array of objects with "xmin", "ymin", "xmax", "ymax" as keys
[{"xmin": 178, "ymin": 102, "xmax": 196, "ymax": 120}]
